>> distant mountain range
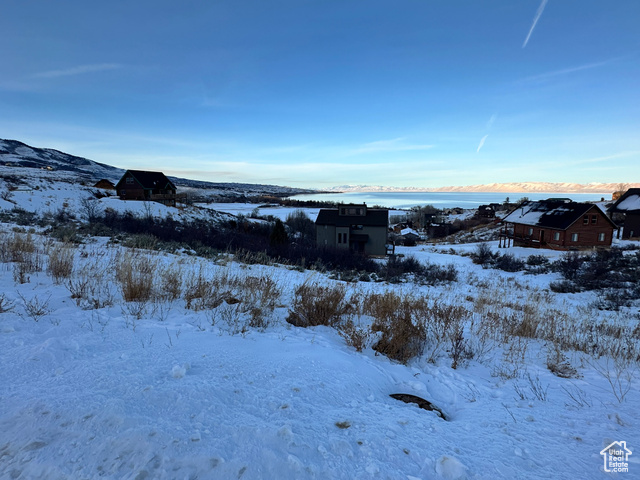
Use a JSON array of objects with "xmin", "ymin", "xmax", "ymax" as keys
[
  {"xmin": 2, "ymin": 138, "xmax": 636, "ymax": 195},
  {"xmin": 324, "ymin": 182, "xmax": 639, "ymax": 194}
]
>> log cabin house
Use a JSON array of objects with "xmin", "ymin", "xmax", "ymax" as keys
[
  {"xmin": 500, "ymin": 199, "xmax": 615, "ymax": 250},
  {"xmin": 115, "ymin": 170, "xmax": 183, "ymax": 207}
]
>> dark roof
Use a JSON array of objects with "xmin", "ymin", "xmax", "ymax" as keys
[
  {"xmin": 116, "ymin": 170, "xmax": 176, "ymax": 190},
  {"xmin": 503, "ymin": 200, "xmax": 615, "ymax": 230},
  {"xmin": 610, "ymin": 188, "xmax": 640, "ymax": 213},
  {"xmin": 315, "ymin": 208, "xmax": 388, "ymax": 227}
]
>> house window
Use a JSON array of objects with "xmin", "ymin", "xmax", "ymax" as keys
[
  {"xmin": 598, "ymin": 233, "xmax": 605, "ymax": 242},
  {"xmin": 571, "ymin": 233, "xmax": 579, "ymax": 242},
  {"xmin": 591, "ymin": 215, "xmax": 597, "ymax": 224},
  {"xmin": 120, "ymin": 190, "xmax": 126, "ymax": 196},
  {"xmin": 528, "ymin": 227, "xmax": 534, "ymax": 236},
  {"xmin": 126, "ymin": 177, "xmax": 134, "ymax": 184},
  {"xmin": 553, "ymin": 232, "xmax": 560, "ymax": 241},
  {"xmin": 583, "ymin": 215, "xmax": 589, "ymax": 225},
  {"xmin": 337, "ymin": 233, "xmax": 342, "ymax": 244}
]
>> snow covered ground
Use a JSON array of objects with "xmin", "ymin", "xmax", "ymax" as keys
[{"xmin": 0, "ymin": 190, "xmax": 639, "ymax": 479}]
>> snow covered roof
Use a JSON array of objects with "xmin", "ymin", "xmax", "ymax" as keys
[
  {"xmin": 610, "ymin": 188, "xmax": 640, "ymax": 213},
  {"xmin": 400, "ymin": 228, "xmax": 420, "ymax": 237},
  {"xmin": 503, "ymin": 200, "xmax": 613, "ymax": 230}
]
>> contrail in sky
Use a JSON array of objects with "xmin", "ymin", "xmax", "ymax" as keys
[
  {"xmin": 476, "ymin": 135, "xmax": 488, "ymax": 153},
  {"xmin": 523, "ymin": 0, "xmax": 549, "ymax": 48}
]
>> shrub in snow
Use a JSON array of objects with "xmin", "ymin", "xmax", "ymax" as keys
[
  {"xmin": 494, "ymin": 253, "xmax": 525, "ymax": 272},
  {"xmin": 286, "ymin": 282, "xmax": 350, "ymax": 328},
  {"xmin": 470, "ymin": 242, "xmax": 495, "ymax": 266},
  {"xmin": 337, "ymin": 319, "xmax": 371, "ymax": 352},
  {"xmin": 46, "ymin": 243, "xmax": 75, "ymax": 283},
  {"xmin": 369, "ymin": 293, "xmax": 427, "ymax": 364},
  {"xmin": 549, "ymin": 280, "xmax": 580, "ymax": 294}
]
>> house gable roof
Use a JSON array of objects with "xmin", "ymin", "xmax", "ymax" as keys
[
  {"xmin": 503, "ymin": 200, "xmax": 615, "ymax": 230},
  {"xmin": 316, "ymin": 208, "xmax": 388, "ymax": 227},
  {"xmin": 116, "ymin": 170, "xmax": 176, "ymax": 191},
  {"xmin": 610, "ymin": 188, "xmax": 640, "ymax": 213}
]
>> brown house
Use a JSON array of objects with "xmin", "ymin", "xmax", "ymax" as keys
[
  {"xmin": 93, "ymin": 179, "xmax": 116, "ymax": 190},
  {"xmin": 501, "ymin": 199, "xmax": 615, "ymax": 250},
  {"xmin": 609, "ymin": 188, "xmax": 640, "ymax": 239},
  {"xmin": 115, "ymin": 170, "xmax": 181, "ymax": 207}
]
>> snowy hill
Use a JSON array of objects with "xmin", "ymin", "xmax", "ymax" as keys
[
  {"xmin": 0, "ymin": 138, "xmax": 314, "ymax": 198},
  {"xmin": 0, "ymin": 139, "xmax": 123, "ymax": 182}
]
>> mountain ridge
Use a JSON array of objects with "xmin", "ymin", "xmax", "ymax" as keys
[
  {"xmin": 2, "ymin": 138, "xmax": 636, "ymax": 195},
  {"xmin": 323, "ymin": 181, "xmax": 638, "ymax": 194}
]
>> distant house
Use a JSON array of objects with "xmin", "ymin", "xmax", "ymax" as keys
[
  {"xmin": 316, "ymin": 204, "xmax": 388, "ymax": 256},
  {"xmin": 398, "ymin": 227, "xmax": 421, "ymax": 246},
  {"xmin": 609, "ymin": 188, "xmax": 640, "ymax": 239},
  {"xmin": 476, "ymin": 205, "xmax": 495, "ymax": 218},
  {"xmin": 501, "ymin": 199, "xmax": 615, "ymax": 250},
  {"xmin": 115, "ymin": 170, "xmax": 182, "ymax": 207},
  {"xmin": 93, "ymin": 179, "xmax": 115, "ymax": 190}
]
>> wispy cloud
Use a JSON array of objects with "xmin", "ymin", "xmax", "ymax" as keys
[
  {"xmin": 32, "ymin": 63, "xmax": 123, "ymax": 79},
  {"xmin": 522, "ymin": 0, "xmax": 548, "ymax": 48},
  {"xmin": 519, "ymin": 58, "xmax": 619, "ymax": 83},
  {"xmin": 476, "ymin": 135, "xmax": 489, "ymax": 153},
  {"xmin": 348, "ymin": 137, "xmax": 433, "ymax": 156},
  {"xmin": 486, "ymin": 114, "xmax": 497, "ymax": 130}
]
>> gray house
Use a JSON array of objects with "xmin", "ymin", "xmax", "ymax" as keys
[{"xmin": 316, "ymin": 204, "xmax": 389, "ymax": 256}]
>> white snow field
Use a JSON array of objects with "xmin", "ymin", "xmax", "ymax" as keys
[{"xmin": 0, "ymin": 183, "xmax": 639, "ymax": 479}]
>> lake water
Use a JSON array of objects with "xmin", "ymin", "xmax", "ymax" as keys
[{"xmin": 289, "ymin": 191, "xmax": 608, "ymax": 209}]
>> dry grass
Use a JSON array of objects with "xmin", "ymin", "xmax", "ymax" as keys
[
  {"xmin": 286, "ymin": 281, "xmax": 350, "ymax": 328},
  {"xmin": 116, "ymin": 251, "xmax": 156, "ymax": 303},
  {"xmin": 47, "ymin": 243, "xmax": 75, "ymax": 283},
  {"xmin": 338, "ymin": 319, "xmax": 371, "ymax": 352},
  {"xmin": 366, "ymin": 292, "xmax": 427, "ymax": 364}
]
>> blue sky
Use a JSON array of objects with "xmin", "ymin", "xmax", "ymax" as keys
[{"xmin": 1, "ymin": 1, "xmax": 639, "ymax": 188}]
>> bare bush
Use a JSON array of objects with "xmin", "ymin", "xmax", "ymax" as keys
[
  {"xmin": 183, "ymin": 266, "xmax": 218, "ymax": 311},
  {"xmin": 338, "ymin": 319, "xmax": 371, "ymax": 352},
  {"xmin": 587, "ymin": 356, "xmax": 637, "ymax": 403},
  {"xmin": 159, "ymin": 265, "xmax": 182, "ymax": 301},
  {"xmin": 47, "ymin": 243, "xmax": 75, "ymax": 283},
  {"xmin": 116, "ymin": 251, "xmax": 156, "ymax": 302},
  {"xmin": 0, "ymin": 293, "xmax": 16, "ymax": 313},
  {"xmin": 367, "ymin": 292, "xmax": 427, "ymax": 364},
  {"xmin": 286, "ymin": 282, "xmax": 350, "ymax": 327},
  {"xmin": 18, "ymin": 292, "xmax": 52, "ymax": 322},
  {"xmin": 1, "ymin": 231, "xmax": 36, "ymax": 263},
  {"xmin": 546, "ymin": 344, "xmax": 580, "ymax": 378}
]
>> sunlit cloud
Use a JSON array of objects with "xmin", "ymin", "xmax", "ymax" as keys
[
  {"xmin": 522, "ymin": 0, "xmax": 548, "ymax": 48},
  {"xmin": 32, "ymin": 63, "xmax": 123, "ymax": 79}
]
